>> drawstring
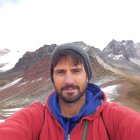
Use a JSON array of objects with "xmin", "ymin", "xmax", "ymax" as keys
[{"xmin": 82, "ymin": 120, "xmax": 88, "ymax": 140}]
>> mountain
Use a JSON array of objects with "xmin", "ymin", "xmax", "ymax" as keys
[
  {"xmin": 103, "ymin": 39, "xmax": 140, "ymax": 59},
  {"xmin": 13, "ymin": 44, "xmax": 56, "ymax": 72},
  {"xmin": 101, "ymin": 39, "xmax": 140, "ymax": 76},
  {"xmin": 0, "ymin": 41, "xmax": 140, "ymax": 115},
  {"xmin": 0, "ymin": 49, "xmax": 10, "ymax": 70},
  {"xmin": 0, "ymin": 49, "xmax": 25, "ymax": 73}
]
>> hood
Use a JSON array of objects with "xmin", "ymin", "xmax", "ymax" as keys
[{"xmin": 47, "ymin": 83, "xmax": 104, "ymax": 140}]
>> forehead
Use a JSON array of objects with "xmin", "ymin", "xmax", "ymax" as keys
[
  {"xmin": 54, "ymin": 56, "xmax": 84, "ymax": 68},
  {"xmin": 55, "ymin": 55, "xmax": 83, "ymax": 65}
]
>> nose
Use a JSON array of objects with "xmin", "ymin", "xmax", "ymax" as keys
[{"xmin": 64, "ymin": 72, "xmax": 75, "ymax": 85}]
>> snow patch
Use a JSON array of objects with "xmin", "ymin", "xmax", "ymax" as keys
[
  {"xmin": 0, "ymin": 108, "xmax": 22, "ymax": 123},
  {"xmin": 102, "ymin": 84, "xmax": 120, "ymax": 102},
  {"xmin": 0, "ymin": 50, "xmax": 25, "ymax": 72},
  {"xmin": 31, "ymin": 77, "xmax": 43, "ymax": 83},
  {"xmin": 2, "ymin": 108, "xmax": 22, "ymax": 112},
  {"xmin": 129, "ymin": 58, "xmax": 140, "ymax": 66},
  {"xmin": 108, "ymin": 54, "xmax": 124, "ymax": 60},
  {"xmin": 0, "ymin": 77, "xmax": 23, "ymax": 91},
  {"xmin": 95, "ymin": 76, "xmax": 117, "ymax": 86},
  {"xmin": 17, "ymin": 81, "xmax": 28, "ymax": 87},
  {"xmin": 83, "ymin": 47, "xmax": 87, "ymax": 50}
]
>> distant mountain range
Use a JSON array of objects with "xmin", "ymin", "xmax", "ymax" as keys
[{"xmin": 0, "ymin": 40, "xmax": 140, "ymax": 113}]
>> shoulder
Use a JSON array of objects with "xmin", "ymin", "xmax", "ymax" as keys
[
  {"xmin": 28, "ymin": 102, "xmax": 45, "ymax": 111},
  {"xmin": 103, "ymin": 102, "xmax": 139, "ymax": 116},
  {"xmin": 4, "ymin": 102, "xmax": 45, "ymax": 124},
  {"xmin": 101, "ymin": 102, "xmax": 140, "ymax": 139},
  {"xmin": 19, "ymin": 102, "xmax": 45, "ymax": 118},
  {"xmin": 0, "ymin": 102, "xmax": 46, "ymax": 139},
  {"xmin": 102, "ymin": 102, "xmax": 140, "ymax": 128}
]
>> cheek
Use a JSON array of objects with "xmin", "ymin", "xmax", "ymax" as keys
[
  {"xmin": 53, "ymin": 76, "xmax": 64, "ymax": 89},
  {"xmin": 72, "ymin": 75, "xmax": 87, "ymax": 83},
  {"xmin": 53, "ymin": 75, "xmax": 64, "ymax": 84},
  {"xmin": 53, "ymin": 81, "xmax": 61, "ymax": 92}
]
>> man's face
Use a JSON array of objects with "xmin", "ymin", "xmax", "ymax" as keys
[{"xmin": 53, "ymin": 57, "xmax": 88, "ymax": 103}]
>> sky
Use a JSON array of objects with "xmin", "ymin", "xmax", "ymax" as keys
[{"xmin": 0, "ymin": 0, "xmax": 140, "ymax": 52}]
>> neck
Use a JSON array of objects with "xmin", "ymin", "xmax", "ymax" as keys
[{"xmin": 59, "ymin": 95, "xmax": 86, "ymax": 118}]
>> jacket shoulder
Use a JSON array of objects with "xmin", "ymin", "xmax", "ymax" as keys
[
  {"xmin": 0, "ymin": 102, "xmax": 45, "ymax": 140},
  {"xmin": 102, "ymin": 102, "xmax": 140, "ymax": 140}
]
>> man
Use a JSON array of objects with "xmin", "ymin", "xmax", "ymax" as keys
[{"xmin": 0, "ymin": 43, "xmax": 140, "ymax": 140}]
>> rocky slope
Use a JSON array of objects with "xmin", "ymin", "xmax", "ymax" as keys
[
  {"xmin": 0, "ymin": 41, "xmax": 140, "ymax": 114},
  {"xmin": 101, "ymin": 39, "xmax": 140, "ymax": 76}
]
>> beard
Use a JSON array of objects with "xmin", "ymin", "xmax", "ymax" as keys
[{"xmin": 55, "ymin": 84, "xmax": 87, "ymax": 103}]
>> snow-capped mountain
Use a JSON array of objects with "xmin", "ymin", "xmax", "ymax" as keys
[
  {"xmin": 0, "ymin": 49, "xmax": 25, "ymax": 72},
  {"xmin": 100, "ymin": 39, "xmax": 140, "ymax": 76}
]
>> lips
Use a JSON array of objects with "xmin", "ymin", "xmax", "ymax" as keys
[
  {"xmin": 63, "ymin": 88, "xmax": 77, "ymax": 93},
  {"xmin": 61, "ymin": 85, "xmax": 79, "ymax": 91},
  {"xmin": 61, "ymin": 85, "xmax": 79, "ymax": 94}
]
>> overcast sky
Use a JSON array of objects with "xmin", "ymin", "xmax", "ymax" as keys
[{"xmin": 0, "ymin": 0, "xmax": 140, "ymax": 52}]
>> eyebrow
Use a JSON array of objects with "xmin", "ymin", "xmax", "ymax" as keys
[{"xmin": 54, "ymin": 66, "xmax": 83, "ymax": 72}]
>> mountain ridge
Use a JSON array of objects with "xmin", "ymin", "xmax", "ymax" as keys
[{"xmin": 0, "ymin": 40, "xmax": 140, "ymax": 114}]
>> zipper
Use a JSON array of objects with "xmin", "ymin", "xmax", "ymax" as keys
[
  {"xmin": 68, "ymin": 120, "xmax": 88, "ymax": 140},
  {"xmin": 68, "ymin": 134, "xmax": 70, "ymax": 140}
]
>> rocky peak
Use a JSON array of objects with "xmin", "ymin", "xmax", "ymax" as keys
[
  {"xmin": 103, "ymin": 39, "xmax": 120, "ymax": 55},
  {"xmin": 103, "ymin": 39, "xmax": 138, "ymax": 59},
  {"xmin": 13, "ymin": 44, "xmax": 57, "ymax": 72}
]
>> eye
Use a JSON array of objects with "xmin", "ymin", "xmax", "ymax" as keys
[
  {"xmin": 72, "ymin": 69, "xmax": 82, "ymax": 73},
  {"xmin": 55, "ymin": 70, "xmax": 65, "ymax": 75}
]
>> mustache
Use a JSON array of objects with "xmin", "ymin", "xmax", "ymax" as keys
[{"xmin": 61, "ymin": 85, "xmax": 79, "ymax": 91}]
